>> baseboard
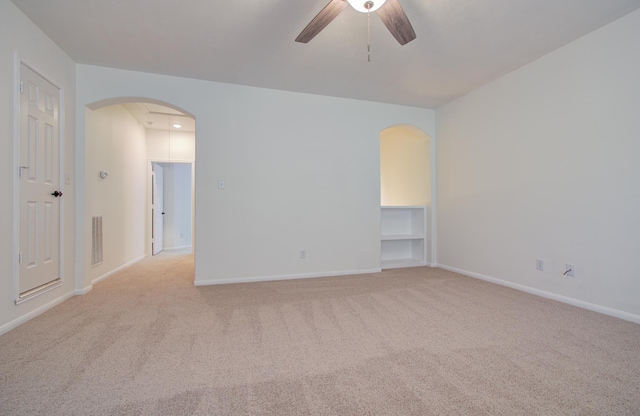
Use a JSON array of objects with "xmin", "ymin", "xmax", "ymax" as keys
[
  {"xmin": 164, "ymin": 245, "xmax": 192, "ymax": 251},
  {"xmin": 0, "ymin": 291, "xmax": 75, "ymax": 336},
  {"xmin": 439, "ymin": 264, "xmax": 640, "ymax": 325},
  {"xmin": 92, "ymin": 255, "xmax": 146, "ymax": 285},
  {"xmin": 74, "ymin": 285, "xmax": 93, "ymax": 295},
  {"xmin": 195, "ymin": 268, "xmax": 382, "ymax": 286}
]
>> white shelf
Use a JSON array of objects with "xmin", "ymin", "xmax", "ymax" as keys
[
  {"xmin": 381, "ymin": 258, "xmax": 428, "ymax": 269},
  {"xmin": 380, "ymin": 206, "xmax": 426, "ymax": 270},
  {"xmin": 381, "ymin": 233, "xmax": 424, "ymax": 241}
]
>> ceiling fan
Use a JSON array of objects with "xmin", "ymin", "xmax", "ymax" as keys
[{"xmin": 295, "ymin": 0, "xmax": 416, "ymax": 45}]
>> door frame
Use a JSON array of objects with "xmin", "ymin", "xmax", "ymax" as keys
[
  {"xmin": 12, "ymin": 55, "xmax": 66, "ymax": 304},
  {"xmin": 147, "ymin": 159, "xmax": 195, "ymax": 257},
  {"xmin": 151, "ymin": 164, "xmax": 164, "ymax": 255}
]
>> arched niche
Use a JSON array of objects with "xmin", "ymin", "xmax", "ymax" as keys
[
  {"xmin": 379, "ymin": 124, "xmax": 433, "ymax": 267},
  {"xmin": 380, "ymin": 124, "xmax": 431, "ymax": 206}
]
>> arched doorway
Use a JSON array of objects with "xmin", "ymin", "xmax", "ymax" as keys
[{"xmin": 82, "ymin": 98, "xmax": 195, "ymax": 286}]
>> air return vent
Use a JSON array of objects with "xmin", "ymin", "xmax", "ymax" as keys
[{"xmin": 91, "ymin": 216, "xmax": 103, "ymax": 266}]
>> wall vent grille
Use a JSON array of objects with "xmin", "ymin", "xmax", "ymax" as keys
[{"xmin": 91, "ymin": 216, "xmax": 103, "ymax": 266}]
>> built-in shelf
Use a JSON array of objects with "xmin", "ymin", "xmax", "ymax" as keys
[
  {"xmin": 381, "ymin": 206, "xmax": 426, "ymax": 269},
  {"xmin": 381, "ymin": 234, "xmax": 424, "ymax": 241}
]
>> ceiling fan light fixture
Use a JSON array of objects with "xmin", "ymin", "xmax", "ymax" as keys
[
  {"xmin": 348, "ymin": 0, "xmax": 386, "ymax": 13},
  {"xmin": 295, "ymin": 0, "xmax": 414, "ymax": 46}
]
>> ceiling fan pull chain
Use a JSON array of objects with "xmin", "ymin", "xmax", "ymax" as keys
[{"xmin": 367, "ymin": 8, "xmax": 371, "ymax": 62}]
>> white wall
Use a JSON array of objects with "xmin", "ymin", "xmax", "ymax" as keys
[
  {"xmin": 146, "ymin": 129, "xmax": 195, "ymax": 162},
  {"xmin": 436, "ymin": 9, "xmax": 640, "ymax": 320},
  {"xmin": 0, "ymin": 0, "xmax": 76, "ymax": 333},
  {"xmin": 85, "ymin": 105, "xmax": 147, "ymax": 281},
  {"xmin": 380, "ymin": 125, "xmax": 431, "ymax": 206},
  {"xmin": 75, "ymin": 67, "xmax": 436, "ymax": 287}
]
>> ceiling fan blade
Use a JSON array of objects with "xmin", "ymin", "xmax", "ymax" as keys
[
  {"xmin": 295, "ymin": 0, "xmax": 348, "ymax": 43},
  {"xmin": 377, "ymin": 0, "xmax": 416, "ymax": 45}
]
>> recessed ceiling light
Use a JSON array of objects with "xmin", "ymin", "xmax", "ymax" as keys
[{"xmin": 173, "ymin": 123, "xmax": 182, "ymax": 129}]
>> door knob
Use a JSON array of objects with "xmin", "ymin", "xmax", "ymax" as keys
[{"xmin": 51, "ymin": 190, "xmax": 63, "ymax": 197}]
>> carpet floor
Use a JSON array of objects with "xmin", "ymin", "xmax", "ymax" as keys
[{"xmin": 1, "ymin": 251, "xmax": 639, "ymax": 415}]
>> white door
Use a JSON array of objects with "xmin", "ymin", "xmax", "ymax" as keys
[
  {"xmin": 19, "ymin": 64, "xmax": 62, "ymax": 297},
  {"xmin": 152, "ymin": 164, "xmax": 164, "ymax": 255}
]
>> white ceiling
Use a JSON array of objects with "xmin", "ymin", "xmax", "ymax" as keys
[
  {"xmin": 10, "ymin": 0, "xmax": 640, "ymax": 109},
  {"xmin": 122, "ymin": 102, "xmax": 196, "ymax": 133}
]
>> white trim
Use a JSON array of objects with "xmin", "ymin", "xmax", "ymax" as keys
[
  {"xmin": 12, "ymin": 52, "xmax": 21, "ymax": 302},
  {"xmin": 0, "ymin": 291, "xmax": 75, "ymax": 336},
  {"xmin": 15, "ymin": 278, "xmax": 63, "ymax": 305},
  {"xmin": 381, "ymin": 260, "xmax": 428, "ymax": 269},
  {"xmin": 74, "ymin": 103, "xmax": 85, "ymax": 295},
  {"xmin": 148, "ymin": 158, "xmax": 194, "ymax": 164},
  {"xmin": 91, "ymin": 254, "xmax": 146, "ymax": 285},
  {"xmin": 163, "ymin": 245, "xmax": 192, "ymax": 251},
  {"xmin": 75, "ymin": 285, "xmax": 93, "ymax": 295},
  {"xmin": 58, "ymin": 81, "xmax": 66, "ymax": 290},
  {"xmin": 195, "ymin": 268, "xmax": 382, "ymax": 286},
  {"xmin": 430, "ymin": 131, "xmax": 437, "ymax": 265},
  {"xmin": 380, "ymin": 205, "xmax": 426, "ymax": 209},
  {"xmin": 439, "ymin": 264, "xmax": 640, "ymax": 325}
]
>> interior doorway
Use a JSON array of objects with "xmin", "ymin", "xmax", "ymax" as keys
[
  {"xmin": 16, "ymin": 63, "xmax": 64, "ymax": 302},
  {"xmin": 151, "ymin": 164, "xmax": 164, "ymax": 255},
  {"xmin": 151, "ymin": 162, "xmax": 193, "ymax": 256},
  {"xmin": 83, "ymin": 100, "xmax": 195, "ymax": 285}
]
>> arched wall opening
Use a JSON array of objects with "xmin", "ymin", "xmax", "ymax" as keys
[
  {"xmin": 380, "ymin": 124, "xmax": 433, "ymax": 266},
  {"xmin": 82, "ymin": 97, "xmax": 196, "ymax": 286},
  {"xmin": 380, "ymin": 124, "xmax": 431, "ymax": 207}
]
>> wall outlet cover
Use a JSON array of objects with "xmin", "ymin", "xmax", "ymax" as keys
[{"xmin": 565, "ymin": 264, "xmax": 575, "ymax": 277}]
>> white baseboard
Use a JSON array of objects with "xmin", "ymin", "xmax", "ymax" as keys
[
  {"xmin": 438, "ymin": 264, "xmax": 640, "ymax": 325},
  {"xmin": 0, "ymin": 291, "xmax": 75, "ymax": 336},
  {"xmin": 92, "ymin": 255, "xmax": 146, "ymax": 285},
  {"xmin": 74, "ymin": 285, "xmax": 93, "ymax": 295},
  {"xmin": 164, "ymin": 245, "xmax": 192, "ymax": 251},
  {"xmin": 195, "ymin": 268, "xmax": 382, "ymax": 286}
]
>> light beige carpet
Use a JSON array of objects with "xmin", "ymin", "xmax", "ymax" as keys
[{"xmin": 1, "ymin": 252, "xmax": 639, "ymax": 415}]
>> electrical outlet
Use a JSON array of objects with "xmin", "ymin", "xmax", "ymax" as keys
[
  {"xmin": 536, "ymin": 259, "xmax": 544, "ymax": 271},
  {"xmin": 299, "ymin": 250, "xmax": 306, "ymax": 259},
  {"xmin": 564, "ymin": 264, "xmax": 575, "ymax": 277}
]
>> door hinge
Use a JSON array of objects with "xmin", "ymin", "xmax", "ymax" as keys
[
  {"xmin": 18, "ymin": 252, "xmax": 22, "ymax": 264},
  {"xmin": 19, "ymin": 166, "xmax": 28, "ymax": 178},
  {"xmin": 19, "ymin": 81, "xmax": 23, "ymax": 93}
]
